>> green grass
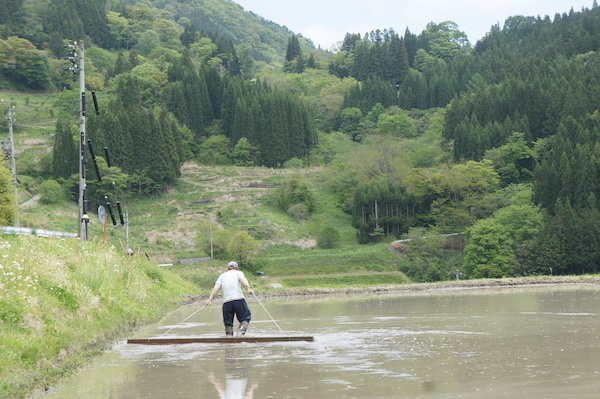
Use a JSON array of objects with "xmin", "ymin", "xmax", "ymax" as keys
[
  {"xmin": 161, "ymin": 241, "xmax": 411, "ymax": 293},
  {"xmin": 0, "ymin": 235, "xmax": 197, "ymax": 399},
  {"xmin": 281, "ymin": 273, "xmax": 409, "ymax": 288},
  {"xmin": 257, "ymin": 243, "xmax": 401, "ymax": 275}
]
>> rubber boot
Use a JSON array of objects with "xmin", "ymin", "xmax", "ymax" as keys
[
  {"xmin": 237, "ymin": 321, "xmax": 249, "ymax": 336},
  {"xmin": 225, "ymin": 326, "xmax": 234, "ymax": 337}
]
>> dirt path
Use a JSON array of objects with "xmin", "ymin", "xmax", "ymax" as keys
[{"xmin": 20, "ymin": 194, "xmax": 41, "ymax": 208}]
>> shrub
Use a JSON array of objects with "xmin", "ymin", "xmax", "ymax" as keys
[
  {"xmin": 317, "ymin": 225, "xmax": 341, "ymax": 249},
  {"xmin": 269, "ymin": 177, "xmax": 316, "ymax": 213},
  {"xmin": 288, "ymin": 203, "xmax": 310, "ymax": 220},
  {"xmin": 283, "ymin": 157, "xmax": 303, "ymax": 168},
  {"xmin": 39, "ymin": 179, "xmax": 64, "ymax": 204}
]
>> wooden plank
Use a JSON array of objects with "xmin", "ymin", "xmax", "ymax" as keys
[{"xmin": 127, "ymin": 336, "xmax": 315, "ymax": 345}]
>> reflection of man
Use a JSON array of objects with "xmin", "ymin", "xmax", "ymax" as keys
[
  {"xmin": 208, "ymin": 348, "xmax": 258, "ymax": 399},
  {"xmin": 205, "ymin": 261, "xmax": 254, "ymax": 336},
  {"xmin": 208, "ymin": 372, "xmax": 258, "ymax": 399}
]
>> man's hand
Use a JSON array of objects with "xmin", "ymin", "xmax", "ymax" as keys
[
  {"xmin": 248, "ymin": 289, "xmax": 255, "ymax": 295},
  {"xmin": 205, "ymin": 299, "xmax": 212, "ymax": 306}
]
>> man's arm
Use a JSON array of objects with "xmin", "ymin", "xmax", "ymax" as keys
[
  {"xmin": 239, "ymin": 274, "xmax": 254, "ymax": 295},
  {"xmin": 204, "ymin": 283, "xmax": 221, "ymax": 306}
]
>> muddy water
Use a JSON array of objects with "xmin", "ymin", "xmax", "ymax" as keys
[{"xmin": 46, "ymin": 285, "xmax": 600, "ymax": 398}]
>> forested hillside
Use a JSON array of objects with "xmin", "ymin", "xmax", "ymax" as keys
[
  {"xmin": 2, "ymin": 1, "xmax": 600, "ymax": 282},
  {"xmin": 1, "ymin": 0, "xmax": 313, "ymax": 65},
  {"xmin": 323, "ymin": 4, "xmax": 600, "ymax": 279}
]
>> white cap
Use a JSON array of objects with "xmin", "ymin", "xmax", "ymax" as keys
[{"xmin": 228, "ymin": 261, "xmax": 238, "ymax": 269}]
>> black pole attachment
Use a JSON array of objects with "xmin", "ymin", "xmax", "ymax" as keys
[
  {"xmin": 92, "ymin": 91, "xmax": 100, "ymax": 115},
  {"xmin": 105, "ymin": 197, "xmax": 117, "ymax": 226},
  {"xmin": 87, "ymin": 139, "xmax": 102, "ymax": 182},
  {"xmin": 116, "ymin": 201, "xmax": 125, "ymax": 225}
]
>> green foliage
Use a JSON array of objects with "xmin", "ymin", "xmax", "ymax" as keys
[
  {"xmin": 287, "ymin": 203, "xmax": 310, "ymax": 220},
  {"xmin": 423, "ymin": 21, "xmax": 471, "ymax": 59},
  {"xmin": 284, "ymin": 34, "xmax": 304, "ymax": 73},
  {"xmin": 225, "ymin": 229, "xmax": 261, "ymax": 265},
  {"xmin": 464, "ymin": 218, "xmax": 515, "ymax": 278},
  {"xmin": 428, "ymin": 161, "xmax": 500, "ymax": 231},
  {"xmin": 525, "ymin": 195, "xmax": 600, "ymax": 275},
  {"xmin": 401, "ymin": 228, "xmax": 464, "ymax": 282},
  {"xmin": 342, "ymin": 76, "xmax": 399, "ymax": 115},
  {"xmin": 483, "ymin": 132, "xmax": 534, "ymax": 186},
  {"xmin": 231, "ymin": 137, "xmax": 258, "ymax": 166},
  {"xmin": 376, "ymin": 106, "xmax": 417, "ymax": 137},
  {"xmin": 339, "ymin": 107, "xmax": 363, "ymax": 140},
  {"xmin": 39, "ymin": 179, "xmax": 65, "ymax": 204},
  {"xmin": 222, "ymin": 77, "xmax": 318, "ymax": 166},
  {"xmin": 86, "ymin": 100, "xmax": 184, "ymax": 195},
  {"xmin": 136, "ymin": 29, "xmax": 161, "ymax": 56},
  {"xmin": 352, "ymin": 181, "xmax": 421, "ymax": 243},
  {"xmin": 283, "ymin": 157, "xmax": 304, "ymax": 168},
  {"xmin": 317, "ymin": 225, "xmax": 340, "ymax": 249},
  {"xmin": 0, "ymin": 160, "xmax": 16, "ymax": 225},
  {"xmin": 7, "ymin": 1, "xmax": 600, "ymax": 305},
  {"xmin": 330, "ymin": 29, "xmax": 409, "ymax": 86},
  {"xmin": 285, "ymin": 34, "xmax": 302, "ymax": 62},
  {"xmin": 0, "ymin": 37, "xmax": 51, "ymax": 89},
  {"xmin": 464, "ymin": 192, "xmax": 542, "ymax": 278},
  {"xmin": 269, "ymin": 177, "xmax": 316, "ymax": 215},
  {"xmin": 533, "ymin": 116, "xmax": 600, "ymax": 215},
  {"xmin": 198, "ymin": 135, "xmax": 232, "ymax": 165}
]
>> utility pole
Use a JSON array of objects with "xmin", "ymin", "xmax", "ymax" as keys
[
  {"xmin": 67, "ymin": 40, "xmax": 89, "ymax": 241},
  {"xmin": 6, "ymin": 106, "xmax": 18, "ymax": 226}
]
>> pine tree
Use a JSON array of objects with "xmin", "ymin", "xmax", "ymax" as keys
[
  {"xmin": 44, "ymin": 0, "xmax": 84, "ymax": 44},
  {"xmin": 74, "ymin": 0, "xmax": 112, "ymax": 48},
  {"xmin": 306, "ymin": 53, "xmax": 316, "ymax": 69},
  {"xmin": 52, "ymin": 121, "xmax": 78, "ymax": 179},
  {"xmin": 180, "ymin": 23, "xmax": 198, "ymax": 48},
  {"xmin": 384, "ymin": 34, "xmax": 410, "ymax": 85},
  {"xmin": 285, "ymin": 34, "xmax": 302, "ymax": 62}
]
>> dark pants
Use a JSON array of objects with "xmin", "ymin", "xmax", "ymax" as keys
[{"xmin": 222, "ymin": 299, "xmax": 251, "ymax": 327}]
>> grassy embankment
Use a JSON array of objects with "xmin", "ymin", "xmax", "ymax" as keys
[{"xmin": 0, "ymin": 235, "xmax": 197, "ymax": 399}]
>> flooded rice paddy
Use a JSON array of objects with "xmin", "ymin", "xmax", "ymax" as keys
[{"xmin": 46, "ymin": 285, "xmax": 600, "ymax": 398}]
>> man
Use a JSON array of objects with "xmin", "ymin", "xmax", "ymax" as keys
[{"xmin": 205, "ymin": 261, "xmax": 255, "ymax": 336}]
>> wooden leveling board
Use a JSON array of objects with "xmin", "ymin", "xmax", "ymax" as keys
[{"xmin": 127, "ymin": 336, "xmax": 314, "ymax": 344}]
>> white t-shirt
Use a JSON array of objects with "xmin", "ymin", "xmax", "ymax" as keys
[{"xmin": 216, "ymin": 270, "xmax": 246, "ymax": 302}]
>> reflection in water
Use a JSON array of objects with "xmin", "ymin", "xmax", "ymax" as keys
[
  {"xmin": 45, "ymin": 286, "xmax": 600, "ymax": 398},
  {"xmin": 208, "ymin": 348, "xmax": 258, "ymax": 399}
]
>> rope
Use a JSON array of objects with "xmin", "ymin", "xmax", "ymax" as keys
[
  {"xmin": 156, "ymin": 304, "xmax": 207, "ymax": 338},
  {"xmin": 253, "ymin": 293, "xmax": 287, "ymax": 336},
  {"xmin": 152, "ymin": 294, "xmax": 284, "ymax": 340}
]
